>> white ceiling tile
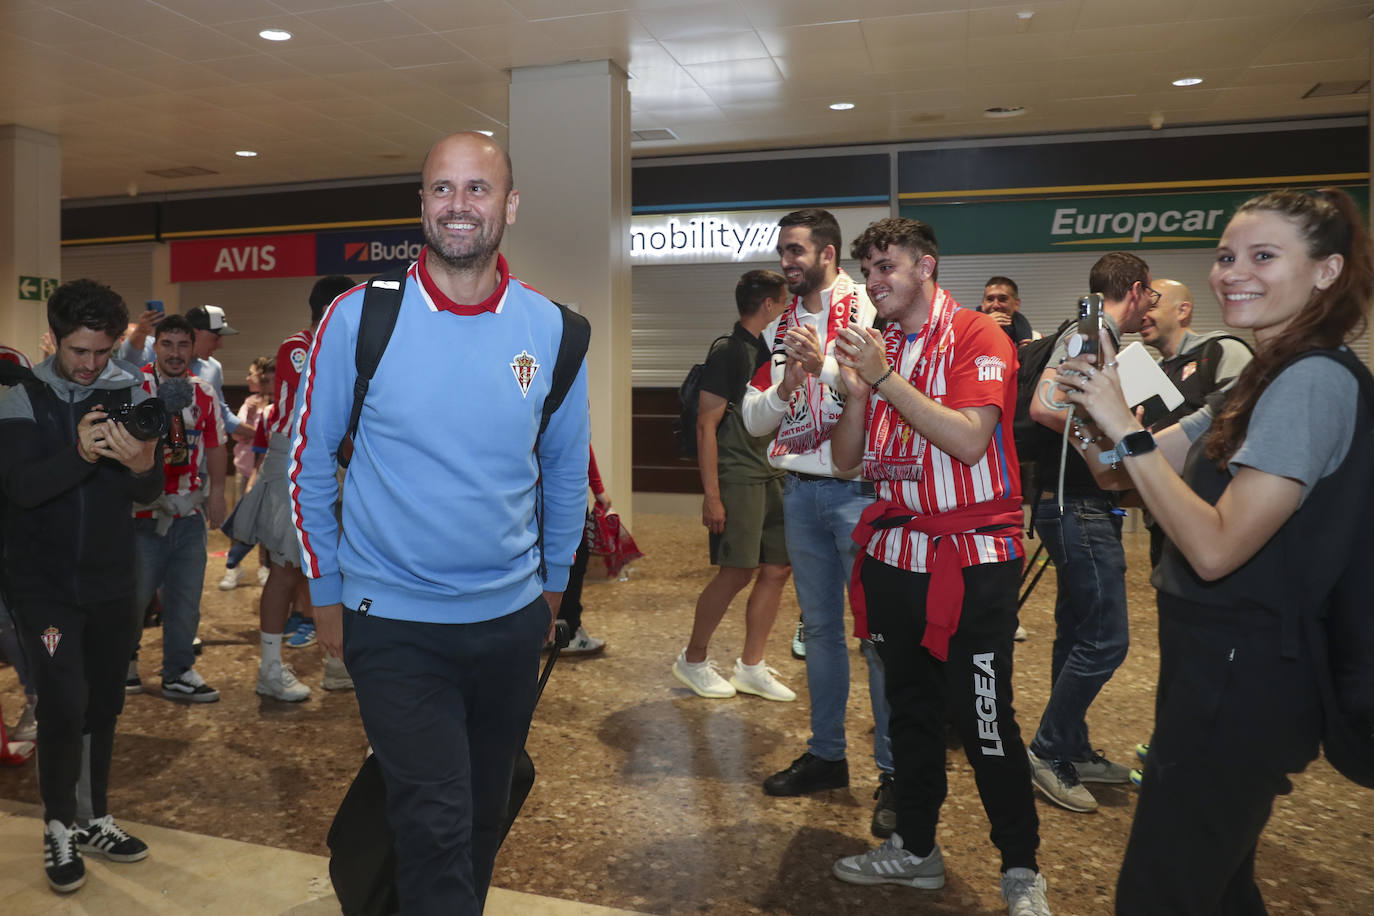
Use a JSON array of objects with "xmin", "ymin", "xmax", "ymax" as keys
[
  {"xmin": 1235, "ymin": 59, "xmax": 1369, "ymax": 87},
  {"xmin": 267, "ymin": 0, "xmax": 382, "ymax": 12},
  {"xmin": 683, "ymin": 57, "xmax": 782, "ymax": 86},
  {"xmin": 660, "ymin": 31, "xmax": 770, "ymax": 66},
  {"xmin": 968, "ymin": 2, "xmax": 1082, "ymax": 39},
  {"xmin": 357, "ymin": 33, "xmax": 470, "ymax": 69},
  {"xmin": 756, "ymin": 20, "xmax": 867, "ymax": 56},
  {"xmin": 133, "ymin": 26, "xmax": 260, "ymax": 63},
  {"xmin": 402, "ymin": 59, "xmax": 512, "ymax": 92},
  {"xmin": 215, "ymin": 17, "xmax": 347, "ymax": 50},
  {"xmin": 860, "ymin": 11, "xmax": 968, "ymax": 48},
  {"xmin": 504, "ymin": 0, "xmax": 637, "ymax": 20},
  {"xmin": 299, "ymin": 2, "xmax": 431, "ymax": 43},
  {"xmin": 60, "ymin": 0, "xmax": 199, "ymax": 35},
  {"xmin": 628, "ymin": 83, "xmax": 716, "ymax": 108},
  {"xmin": 775, "ymin": 53, "xmax": 879, "ymax": 80},
  {"xmin": 741, "ymin": 0, "xmax": 959, "ymax": 29},
  {"xmin": 867, "ymin": 42, "xmax": 967, "ymax": 73},
  {"xmin": 634, "ymin": 2, "xmax": 755, "ymax": 40},
  {"xmin": 384, "ymin": 0, "xmax": 524, "ymax": 32},
  {"xmin": 1073, "ymin": 0, "xmax": 1196, "ymax": 30},
  {"xmin": 61, "ymin": 37, "xmax": 183, "ymax": 70},
  {"xmin": 268, "ymin": 44, "xmax": 391, "ymax": 76},
  {"xmin": 1251, "ymin": 31, "xmax": 1369, "ymax": 68},
  {"xmin": 0, "ymin": 7, "xmax": 113, "ymax": 45},
  {"xmin": 151, "ymin": 0, "xmax": 286, "ymax": 26},
  {"xmin": 198, "ymin": 55, "xmax": 311, "ymax": 84}
]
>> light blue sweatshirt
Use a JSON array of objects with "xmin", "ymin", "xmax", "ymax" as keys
[{"xmin": 289, "ymin": 254, "xmax": 590, "ymax": 624}]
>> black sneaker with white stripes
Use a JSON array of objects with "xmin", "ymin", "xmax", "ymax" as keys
[
  {"xmin": 76, "ymin": 815, "xmax": 149, "ymax": 863},
  {"xmin": 43, "ymin": 820, "xmax": 85, "ymax": 893},
  {"xmin": 160, "ymin": 667, "xmax": 220, "ymax": 703}
]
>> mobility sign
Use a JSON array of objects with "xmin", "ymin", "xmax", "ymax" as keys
[
  {"xmin": 18, "ymin": 276, "xmax": 59, "ymax": 301},
  {"xmin": 899, "ymin": 186, "xmax": 1369, "ymax": 255},
  {"xmin": 170, "ymin": 233, "xmax": 317, "ymax": 282},
  {"xmin": 316, "ymin": 227, "xmax": 424, "ymax": 275}
]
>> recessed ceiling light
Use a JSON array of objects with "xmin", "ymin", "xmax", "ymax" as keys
[
  {"xmin": 829, "ymin": 102, "xmax": 855, "ymax": 111},
  {"xmin": 1172, "ymin": 77, "xmax": 1203, "ymax": 87},
  {"xmin": 235, "ymin": 150, "xmax": 258, "ymax": 158},
  {"xmin": 259, "ymin": 28, "xmax": 292, "ymax": 41},
  {"xmin": 983, "ymin": 105, "xmax": 1026, "ymax": 118}
]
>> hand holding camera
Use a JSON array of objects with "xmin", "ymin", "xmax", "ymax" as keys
[{"xmin": 78, "ymin": 406, "xmax": 162, "ymax": 473}]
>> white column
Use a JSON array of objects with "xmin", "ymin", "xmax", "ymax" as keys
[
  {"xmin": 0, "ymin": 126, "xmax": 61, "ymax": 363},
  {"xmin": 505, "ymin": 60, "xmax": 634, "ymax": 527}
]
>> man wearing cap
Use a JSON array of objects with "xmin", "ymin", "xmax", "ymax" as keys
[{"xmin": 120, "ymin": 305, "xmax": 251, "ymax": 444}]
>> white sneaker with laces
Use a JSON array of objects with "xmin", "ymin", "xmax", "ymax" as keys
[
  {"xmin": 563, "ymin": 625, "xmax": 606, "ymax": 656},
  {"xmin": 1014, "ymin": 624, "xmax": 1028, "ymax": 642},
  {"xmin": 672, "ymin": 650, "xmax": 736, "ymax": 698},
  {"xmin": 833, "ymin": 835, "xmax": 945, "ymax": 888},
  {"xmin": 256, "ymin": 661, "xmax": 311, "ymax": 702},
  {"xmin": 1002, "ymin": 868, "xmax": 1052, "ymax": 916},
  {"xmin": 730, "ymin": 658, "xmax": 796, "ymax": 701},
  {"xmin": 217, "ymin": 565, "xmax": 244, "ymax": 590}
]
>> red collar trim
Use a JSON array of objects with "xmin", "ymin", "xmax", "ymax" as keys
[{"xmin": 416, "ymin": 248, "xmax": 509, "ymax": 315}]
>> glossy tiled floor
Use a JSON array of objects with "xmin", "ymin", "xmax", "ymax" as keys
[{"xmin": 0, "ymin": 513, "xmax": 1368, "ymax": 915}]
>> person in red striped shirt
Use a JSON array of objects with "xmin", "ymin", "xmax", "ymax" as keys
[{"xmin": 826, "ymin": 218, "xmax": 1049, "ymax": 915}]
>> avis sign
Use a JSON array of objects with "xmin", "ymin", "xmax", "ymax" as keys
[{"xmin": 170, "ymin": 234, "xmax": 316, "ymax": 282}]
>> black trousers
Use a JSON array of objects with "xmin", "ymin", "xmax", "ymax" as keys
[
  {"xmin": 862, "ymin": 557, "xmax": 1039, "ymax": 872},
  {"xmin": 10, "ymin": 594, "xmax": 139, "ymax": 825},
  {"xmin": 343, "ymin": 596, "xmax": 548, "ymax": 916},
  {"xmin": 557, "ymin": 533, "xmax": 590, "ymax": 634},
  {"xmin": 1116, "ymin": 596, "xmax": 1322, "ymax": 915}
]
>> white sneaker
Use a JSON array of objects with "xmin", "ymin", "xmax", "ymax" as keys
[
  {"xmin": 1014, "ymin": 625, "xmax": 1028, "ymax": 642},
  {"xmin": 217, "ymin": 565, "xmax": 244, "ymax": 590},
  {"xmin": 322, "ymin": 655, "xmax": 354, "ymax": 691},
  {"xmin": 1002, "ymin": 868, "xmax": 1052, "ymax": 915},
  {"xmin": 256, "ymin": 661, "xmax": 310, "ymax": 702},
  {"xmin": 729, "ymin": 658, "xmax": 796, "ymax": 701},
  {"xmin": 257, "ymin": 567, "xmax": 270, "ymax": 587},
  {"xmin": 563, "ymin": 625, "xmax": 605, "ymax": 656},
  {"xmin": 672, "ymin": 650, "xmax": 736, "ymax": 698}
]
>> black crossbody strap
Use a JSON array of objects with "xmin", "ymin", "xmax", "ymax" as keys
[
  {"xmin": 338, "ymin": 266, "xmax": 408, "ymax": 468},
  {"xmin": 534, "ymin": 303, "xmax": 591, "ymax": 582}
]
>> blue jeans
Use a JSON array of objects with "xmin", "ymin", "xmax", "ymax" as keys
[
  {"xmin": 782, "ymin": 475, "xmax": 893, "ymax": 772},
  {"xmin": 1029, "ymin": 496, "xmax": 1129, "ymax": 762},
  {"xmin": 133, "ymin": 514, "xmax": 208, "ymax": 680}
]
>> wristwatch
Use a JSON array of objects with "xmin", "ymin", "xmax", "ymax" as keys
[{"xmin": 1098, "ymin": 429, "xmax": 1155, "ymax": 466}]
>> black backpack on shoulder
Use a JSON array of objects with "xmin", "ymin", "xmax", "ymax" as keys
[{"xmin": 674, "ymin": 333, "xmax": 731, "ymax": 460}]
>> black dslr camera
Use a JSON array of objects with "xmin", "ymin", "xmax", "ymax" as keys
[{"xmin": 100, "ymin": 398, "xmax": 169, "ymax": 441}]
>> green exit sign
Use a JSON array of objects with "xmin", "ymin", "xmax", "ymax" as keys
[{"xmin": 18, "ymin": 276, "xmax": 58, "ymax": 301}]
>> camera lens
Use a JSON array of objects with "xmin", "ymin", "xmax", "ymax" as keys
[{"xmin": 121, "ymin": 398, "xmax": 169, "ymax": 441}]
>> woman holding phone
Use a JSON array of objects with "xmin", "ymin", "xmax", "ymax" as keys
[{"xmin": 1051, "ymin": 188, "xmax": 1372, "ymax": 914}]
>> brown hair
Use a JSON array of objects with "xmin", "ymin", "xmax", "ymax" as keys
[
  {"xmin": 1089, "ymin": 252, "xmax": 1149, "ymax": 301},
  {"xmin": 1207, "ymin": 188, "xmax": 1374, "ymax": 464}
]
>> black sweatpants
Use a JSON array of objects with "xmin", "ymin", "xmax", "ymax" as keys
[
  {"xmin": 1116, "ymin": 596, "xmax": 1322, "ymax": 915},
  {"xmin": 558, "ymin": 533, "xmax": 590, "ymax": 635},
  {"xmin": 10, "ymin": 594, "xmax": 140, "ymax": 825},
  {"xmin": 343, "ymin": 596, "xmax": 548, "ymax": 916},
  {"xmin": 862, "ymin": 557, "xmax": 1039, "ymax": 872}
]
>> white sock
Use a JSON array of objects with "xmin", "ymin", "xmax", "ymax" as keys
[
  {"xmin": 260, "ymin": 631, "xmax": 282, "ymax": 669},
  {"xmin": 739, "ymin": 659, "xmax": 765, "ymax": 672}
]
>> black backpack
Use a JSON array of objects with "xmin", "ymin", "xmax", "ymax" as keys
[
  {"xmin": 1297, "ymin": 348, "xmax": 1374, "ymax": 787},
  {"xmin": 336, "ymin": 265, "xmax": 591, "ymax": 581},
  {"xmin": 1011, "ymin": 319, "xmax": 1075, "ymax": 488},
  {"xmin": 674, "ymin": 334, "xmax": 730, "ymax": 460}
]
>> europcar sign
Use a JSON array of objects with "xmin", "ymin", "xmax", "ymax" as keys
[{"xmin": 900, "ymin": 186, "xmax": 1368, "ymax": 255}]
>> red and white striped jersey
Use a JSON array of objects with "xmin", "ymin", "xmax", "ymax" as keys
[
  {"xmin": 271, "ymin": 328, "xmax": 313, "ymax": 437},
  {"xmin": 863, "ymin": 308, "xmax": 1022, "ymax": 573},
  {"xmin": 136, "ymin": 366, "xmax": 224, "ymax": 509}
]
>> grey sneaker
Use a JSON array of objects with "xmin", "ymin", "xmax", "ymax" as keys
[
  {"xmin": 833, "ymin": 835, "xmax": 944, "ymax": 888},
  {"xmin": 1002, "ymin": 867, "xmax": 1051, "ymax": 916},
  {"xmin": 1074, "ymin": 750, "xmax": 1131, "ymax": 784},
  {"xmin": 11, "ymin": 695, "xmax": 37, "ymax": 742},
  {"xmin": 1028, "ymin": 750, "xmax": 1097, "ymax": 812},
  {"xmin": 322, "ymin": 654, "xmax": 354, "ymax": 691},
  {"xmin": 791, "ymin": 618, "xmax": 806, "ymax": 659}
]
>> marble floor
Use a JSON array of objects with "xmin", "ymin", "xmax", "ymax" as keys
[{"xmin": 0, "ymin": 513, "xmax": 1369, "ymax": 915}]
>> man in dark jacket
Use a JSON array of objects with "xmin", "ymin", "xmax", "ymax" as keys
[{"xmin": 0, "ymin": 279, "xmax": 164, "ymax": 895}]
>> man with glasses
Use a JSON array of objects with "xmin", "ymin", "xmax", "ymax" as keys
[{"xmin": 1021, "ymin": 252, "xmax": 1155, "ymax": 814}]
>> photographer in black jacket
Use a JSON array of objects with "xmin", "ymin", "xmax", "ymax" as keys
[{"xmin": 0, "ymin": 279, "xmax": 164, "ymax": 894}]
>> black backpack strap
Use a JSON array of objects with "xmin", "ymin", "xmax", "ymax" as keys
[
  {"xmin": 534, "ymin": 303, "xmax": 592, "ymax": 583},
  {"xmin": 338, "ymin": 266, "xmax": 409, "ymax": 468}
]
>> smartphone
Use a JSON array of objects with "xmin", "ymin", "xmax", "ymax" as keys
[
  {"xmin": 1068, "ymin": 293, "xmax": 1103, "ymax": 359},
  {"xmin": 146, "ymin": 299, "xmax": 164, "ymax": 314}
]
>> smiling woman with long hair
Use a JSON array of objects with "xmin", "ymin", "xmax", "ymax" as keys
[{"xmin": 1051, "ymin": 187, "xmax": 1373, "ymax": 915}]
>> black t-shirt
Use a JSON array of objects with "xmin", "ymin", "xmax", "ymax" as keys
[{"xmin": 697, "ymin": 322, "xmax": 779, "ymax": 482}]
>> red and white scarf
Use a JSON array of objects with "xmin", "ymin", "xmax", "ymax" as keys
[
  {"xmin": 770, "ymin": 272, "xmax": 862, "ymax": 457},
  {"xmin": 862, "ymin": 284, "xmax": 958, "ymax": 481}
]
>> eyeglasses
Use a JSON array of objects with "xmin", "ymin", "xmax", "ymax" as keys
[{"xmin": 1142, "ymin": 284, "xmax": 1161, "ymax": 306}]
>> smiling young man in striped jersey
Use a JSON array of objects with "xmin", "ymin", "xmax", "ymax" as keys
[{"xmin": 827, "ymin": 217, "xmax": 1049, "ymax": 916}]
